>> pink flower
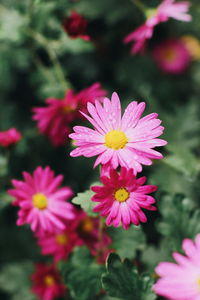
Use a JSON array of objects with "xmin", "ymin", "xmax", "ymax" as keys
[
  {"xmin": 124, "ymin": 0, "xmax": 192, "ymax": 54},
  {"xmin": 36, "ymin": 227, "xmax": 81, "ymax": 262},
  {"xmin": 63, "ymin": 10, "xmax": 90, "ymax": 41},
  {"xmin": 8, "ymin": 166, "xmax": 75, "ymax": 234},
  {"xmin": 31, "ymin": 263, "xmax": 65, "ymax": 300},
  {"xmin": 153, "ymin": 38, "xmax": 191, "ymax": 74},
  {"xmin": 91, "ymin": 167, "xmax": 157, "ymax": 230},
  {"xmin": 71, "ymin": 210, "xmax": 112, "ymax": 262},
  {"xmin": 0, "ymin": 128, "xmax": 22, "ymax": 147},
  {"xmin": 153, "ymin": 234, "xmax": 200, "ymax": 300},
  {"xmin": 69, "ymin": 92, "xmax": 167, "ymax": 174},
  {"xmin": 32, "ymin": 83, "xmax": 107, "ymax": 147}
]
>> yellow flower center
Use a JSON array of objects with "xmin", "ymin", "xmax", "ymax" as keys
[
  {"xmin": 105, "ymin": 130, "xmax": 128, "ymax": 150},
  {"xmin": 63, "ymin": 105, "xmax": 75, "ymax": 113},
  {"xmin": 56, "ymin": 234, "xmax": 69, "ymax": 245},
  {"xmin": 181, "ymin": 35, "xmax": 200, "ymax": 60},
  {"xmin": 162, "ymin": 48, "xmax": 177, "ymax": 62},
  {"xmin": 114, "ymin": 188, "xmax": 129, "ymax": 202},
  {"xmin": 81, "ymin": 217, "xmax": 94, "ymax": 232},
  {"xmin": 197, "ymin": 278, "xmax": 200, "ymax": 287},
  {"xmin": 44, "ymin": 275, "xmax": 55, "ymax": 286},
  {"xmin": 32, "ymin": 193, "xmax": 48, "ymax": 210}
]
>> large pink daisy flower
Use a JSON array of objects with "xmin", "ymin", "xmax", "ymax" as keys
[
  {"xmin": 153, "ymin": 234, "xmax": 200, "ymax": 300},
  {"xmin": 124, "ymin": 0, "xmax": 192, "ymax": 54},
  {"xmin": 32, "ymin": 83, "xmax": 107, "ymax": 146},
  {"xmin": 0, "ymin": 128, "xmax": 22, "ymax": 147},
  {"xmin": 8, "ymin": 166, "xmax": 75, "ymax": 234},
  {"xmin": 31, "ymin": 263, "xmax": 65, "ymax": 300},
  {"xmin": 69, "ymin": 92, "xmax": 167, "ymax": 174},
  {"xmin": 36, "ymin": 226, "xmax": 81, "ymax": 262},
  {"xmin": 153, "ymin": 38, "xmax": 191, "ymax": 74},
  {"xmin": 91, "ymin": 167, "xmax": 157, "ymax": 230}
]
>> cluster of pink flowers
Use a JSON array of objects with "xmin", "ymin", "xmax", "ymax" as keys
[
  {"xmin": 124, "ymin": 0, "xmax": 191, "ymax": 54},
  {"xmin": 9, "ymin": 165, "xmax": 113, "ymax": 299},
  {"xmin": 32, "ymin": 82, "xmax": 107, "ymax": 146},
  {"xmin": 69, "ymin": 92, "xmax": 167, "ymax": 229}
]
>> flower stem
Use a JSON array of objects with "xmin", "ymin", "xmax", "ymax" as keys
[{"xmin": 131, "ymin": 0, "xmax": 147, "ymax": 13}]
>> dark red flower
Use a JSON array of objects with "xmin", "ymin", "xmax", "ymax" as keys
[{"xmin": 63, "ymin": 10, "xmax": 90, "ymax": 41}]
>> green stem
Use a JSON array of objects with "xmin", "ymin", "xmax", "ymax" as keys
[
  {"xmin": 27, "ymin": 29, "xmax": 69, "ymax": 93},
  {"xmin": 97, "ymin": 216, "xmax": 105, "ymax": 259},
  {"xmin": 131, "ymin": 0, "xmax": 147, "ymax": 13}
]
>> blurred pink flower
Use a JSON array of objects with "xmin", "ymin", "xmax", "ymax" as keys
[
  {"xmin": 153, "ymin": 38, "xmax": 191, "ymax": 74},
  {"xmin": 153, "ymin": 234, "xmax": 200, "ymax": 299},
  {"xmin": 8, "ymin": 166, "xmax": 75, "ymax": 234},
  {"xmin": 32, "ymin": 83, "xmax": 107, "ymax": 147},
  {"xmin": 63, "ymin": 10, "xmax": 90, "ymax": 41},
  {"xmin": 36, "ymin": 227, "xmax": 81, "ymax": 262},
  {"xmin": 124, "ymin": 0, "xmax": 192, "ymax": 54},
  {"xmin": 69, "ymin": 92, "xmax": 167, "ymax": 175},
  {"xmin": 31, "ymin": 263, "xmax": 65, "ymax": 300},
  {"xmin": 71, "ymin": 210, "xmax": 112, "ymax": 263},
  {"xmin": 91, "ymin": 167, "xmax": 157, "ymax": 230},
  {"xmin": 0, "ymin": 128, "xmax": 21, "ymax": 147}
]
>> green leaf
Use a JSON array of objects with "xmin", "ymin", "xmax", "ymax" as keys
[
  {"xmin": 72, "ymin": 185, "xmax": 99, "ymax": 217},
  {"xmin": 108, "ymin": 226, "xmax": 146, "ymax": 259},
  {"xmin": 0, "ymin": 262, "xmax": 35, "ymax": 300},
  {"xmin": 157, "ymin": 194, "xmax": 200, "ymax": 249},
  {"xmin": 62, "ymin": 247, "xmax": 105, "ymax": 300},
  {"xmin": 102, "ymin": 253, "xmax": 156, "ymax": 300}
]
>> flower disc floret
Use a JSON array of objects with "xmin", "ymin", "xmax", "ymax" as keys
[
  {"xmin": 105, "ymin": 130, "xmax": 128, "ymax": 150},
  {"xmin": 114, "ymin": 188, "xmax": 129, "ymax": 202},
  {"xmin": 33, "ymin": 193, "xmax": 48, "ymax": 210}
]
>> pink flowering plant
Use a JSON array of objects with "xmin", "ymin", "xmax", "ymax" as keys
[{"xmin": 1, "ymin": 1, "xmax": 200, "ymax": 300}]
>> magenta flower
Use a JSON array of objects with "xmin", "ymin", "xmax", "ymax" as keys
[
  {"xmin": 36, "ymin": 227, "xmax": 81, "ymax": 262},
  {"xmin": 70, "ymin": 210, "xmax": 112, "ymax": 262},
  {"xmin": 69, "ymin": 92, "xmax": 167, "ymax": 174},
  {"xmin": 91, "ymin": 168, "xmax": 157, "ymax": 230},
  {"xmin": 153, "ymin": 38, "xmax": 191, "ymax": 74},
  {"xmin": 63, "ymin": 10, "xmax": 90, "ymax": 41},
  {"xmin": 124, "ymin": 0, "xmax": 192, "ymax": 54},
  {"xmin": 0, "ymin": 128, "xmax": 22, "ymax": 147},
  {"xmin": 153, "ymin": 234, "xmax": 200, "ymax": 300},
  {"xmin": 8, "ymin": 166, "xmax": 75, "ymax": 234},
  {"xmin": 31, "ymin": 263, "xmax": 65, "ymax": 300},
  {"xmin": 32, "ymin": 83, "xmax": 107, "ymax": 147}
]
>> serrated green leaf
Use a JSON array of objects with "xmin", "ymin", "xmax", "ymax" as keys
[
  {"xmin": 62, "ymin": 247, "xmax": 105, "ymax": 300},
  {"xmin": 72, "ymin": 187, "xmax": 98, "ymax": 217},
  {"xmin": 108, "ymin": 226, "xmax": 146, "ymax": 259},
  {"xmin": 102, "ymin": 253, "xmax": 156, "ymax": 300}
]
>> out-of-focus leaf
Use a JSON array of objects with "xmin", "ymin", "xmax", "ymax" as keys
[
  {"xmin": 62, "ymin": 247, "xmax": 104, "ymax": 300},
  {"xmin": 102, "ymin": 253, "xmax": 156, "ymax": 300},
  {"xmin": 72, "ymin": 185, "xmax": 99, "ymax": 217},
  {"xmin": 0, "ymin": 154, "xmax": 8, "ymax": 176},
  {"xmin": 108, "ymin": 226, "xmax": 146, "ymax": 259}
]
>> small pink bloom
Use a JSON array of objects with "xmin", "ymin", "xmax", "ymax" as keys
[
  {"xmin": 153, "ymin": 38, "xmax": 191, "ymax": 74},
  {"xmin": 32, "ymin": 83, "xmax": 107, "ymax": 147},
  {"xmin": 124, "ymin": 0, "xmax": 192, "ymax": 54},
  {"xmin": 8, "ymin": 166, "xmax": 75, "ymax": 234},
  {"xmin": 63, "ymin": 10, "xmax": 90, "ymax": 41},
  {"xmin": 71, "ymin": 210, "xmax": 112, "ymax": 262},
  {"xmin": 91, "ymin": 167, "xmax": 157, "ymax": 230},
  {"xmin": 153, "ymin": 234, "xmax": 200, "ymax": 300},
  {"xmin": 31, "ymin": 263, "xmax": 65, "ymax": 300},
  {"xmin": 36, "ymin": 227, "xmax": 81, "ymax": 262},
  {"xmin": 0, "ymin": 128, "xmax": 22, "ymax": 147},
  {"xmin": 69, "ymin": 92, "xmax": 167, "ymax": 174}
]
